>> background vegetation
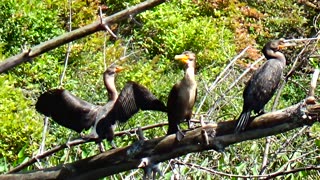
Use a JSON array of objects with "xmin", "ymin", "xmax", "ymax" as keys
[{"xmin": 0, "ymin": 0, "xmax": 319, "ymax": 178}]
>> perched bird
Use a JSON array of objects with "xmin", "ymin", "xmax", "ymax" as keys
[
  {"xmin": 36, "ymin": 65, "xmax": 167, "ymax": 148},
  {"xmin": 235, "ymin": 39, "xmax": 292, "ymax": 133},
  {"xmin": 167, "ymin": 51, "xmax": 197, "ymax": 141}
]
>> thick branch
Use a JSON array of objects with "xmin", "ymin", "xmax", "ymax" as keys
[
  {"xmin": 7, "ymin": 122, "xmax": 170, "ymax": 174},
  {"xmin": 0, "ymin": 0, "xmax": 166, "ymax": 74},
  {"xmin": 3, "ymin": 101, "xmax": 320, "ymax": 179}
]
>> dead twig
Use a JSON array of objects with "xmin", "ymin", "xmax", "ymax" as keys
[
  {"xmin": 196, "ymin": 46, "xmax": 251, "ymax": 114},
  {"xmin": 173, "ymin": 159, "xmax": 320, "ymax": 179}
]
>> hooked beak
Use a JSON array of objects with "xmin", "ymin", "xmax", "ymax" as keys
[
  {"xmin": 278, "ymin": 42, "xmax": 296, "ymax": 49},
  {"xmin": 174, "ymin": 54, "xmax": 189, "ymax": 64},
  {"xmin": 115, "ymin": 66, "xmax": 124, "ymax": 72},
  {"xmin": 278, "ymin": 38, "xmax": 297, "ymax": 49}
]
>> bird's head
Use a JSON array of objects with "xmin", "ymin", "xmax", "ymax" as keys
[
  {"xmin": 263, "ymin": 38, "xmax": 296, "ymax": 60},
  {"xmin": 267, "ymin": 38, "xmax": 296, "ymax": 51},
  {"xmin": 174, "ymin": 51, "xmax": 196, "ymax": 68},
  {"xmin": 104, "ymin": 64, "xmax": 124, "ymax": 77}
]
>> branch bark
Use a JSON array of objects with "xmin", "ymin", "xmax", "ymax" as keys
[
  {"xmin": 7, "ymin": 122, "xmax": 169, "ymax": 174},
  {"xmin": 0, "ymin": 0, "xmax": 166, "ymax": 74},
  {"xmin": 2, "ymin": 101, "xmax": 320, "ymax": 179}
]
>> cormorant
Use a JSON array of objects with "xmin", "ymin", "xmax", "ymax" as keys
[
  {"xmin": 36, "ymin": 65, "xmax": 167, "ymax": 147},
  {"xmin": 167, "ymin": 51, "xmax": 197, "ymax": 141},
  {"xmin": 235, "ymin": 39, "xmax": 292, "ymax": 133}
]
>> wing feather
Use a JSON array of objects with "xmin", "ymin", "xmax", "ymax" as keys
[
  {"xmin": 36, "ymin": 89, "xmax": 97, "ymax": 133},
  {"xmin": 108, "ymin": 81, "xmax": 166, "ymax": 124}
]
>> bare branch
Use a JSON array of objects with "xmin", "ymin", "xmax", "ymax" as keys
[
  {"xmin": 260, "ymin": 126, "xmax": 308, "ymax": 174},
  {"xmin": 309, "ymin": 68, "xmax": 319, "ymax": 97},
  {"xmin": 196, "ymin": 46, "xmax": 252, "ymax": 114},
  {"xmin": 0, "ymin": 0, "xmax": 166, "ymax": 73}
]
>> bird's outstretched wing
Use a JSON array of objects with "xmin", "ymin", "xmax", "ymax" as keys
[
  {"xmin": 36, "ymin": 89, "xmax": 97, "ymax": 133},
  {"xmin": 108, "ymin": 81, "xmax": 167, "ymax": 124}
]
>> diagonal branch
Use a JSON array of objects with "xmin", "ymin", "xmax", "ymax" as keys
[
  {"xmin": 3, "ymin": 101, "xmax": 320, "ymax": 179},
  {"xmin": 7, "ymin": 122, "xmax": 169, "ymax": 174},
  {"xmin": 0, "ymin": 0, "xmax": 166, "ymax": 73}
]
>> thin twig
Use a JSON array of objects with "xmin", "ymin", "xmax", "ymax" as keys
[
  {"xmin": 259, "ymin": 126, "xmax": 308, "ymax": 174},
  {"xmin": 225, "ymin": 56, "xmax": 264, "ymax": 95},
  {"xmin": 206, "ymin": 56, "xmax": 265, "ymax": 117},
  {"xmin": 119, "ymin": 50, "xmax": 141, "ymax": 61},
  {"xmin": 38, "ymin": 117, "xmax": 49, "ymax": 155},
  {"xmin": 98, "ymin": 6, "xmax": 117, "ymax": 38},
  {"xmin": 284, "ymin": 37, "xmax": 320, "ymax": 43},
  {"xmin": 173, "ymin": 160, "xmax": 320, "ymax": 179},
  {"xmin": 103, "ymin": 32, "xmax": 107, "ymax": 70},
  {"xmin": 196, "ymin": 46, "xmax": 251, "ymax": 114},
  {"xmin": 281, "ymin": 149, "xmax": 319, "ymax": 172},
  {"xmin": 59, "ymin": 0, "xmax": 73, "ymax": 86},
  {"xmin": 309, "ymin": 69, "xmax": 319, "ymax": 97},
  {"xmin": 260, "ymin": 136, "xmax": 271, "ymax": 175},
  {"xmin": 37, "ymin": 0, "xmax": 74, "ymax": 168}
]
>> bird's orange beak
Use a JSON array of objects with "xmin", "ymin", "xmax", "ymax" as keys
[
  {"xmin": 278, "ymin": 42, "xmax": 296, "ymax": 49},
  {"xmin": 174, "ymin": 54, "xmax": 189, "ymax": 64},
  {"xmin": 115, "ymin": 66, "xmax": 124, "ymax": 72}
]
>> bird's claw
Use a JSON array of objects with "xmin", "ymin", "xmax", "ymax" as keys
[
  {"xmin": 98, "ymin": 142, "xmax": 106, "ymax": 153},
  {"xmin": 200, "ymin": 115, "xmax": 206, "ymax": 127},
  {"xmin": 176, "ymin": 130, "xmax": 185, "ymax": 141},
  {"xmin": 201, "ymin": 129, "xmax": 209, "ymax": 145},
  {"xmin": 110, "ymin": 140, "xmax": 117, "ymax": 149},
  {"xmin": 138, "ymin": 158, "xmax": 162, "ymax": 180},
  {"xmin": 187, "ymin": 120, "xmax": 194, "ymax": 129}
]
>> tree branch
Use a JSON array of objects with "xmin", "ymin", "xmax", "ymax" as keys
[
  {"xmin": 0, "ymin": 0, "xmax": 166, "ymax": 74},
  {"xmin": 7, "ymin": 122, "xmax": 169, "ymax": 174},
  {"xmin": 3, "ymin": 101, "xmax": 320, "ymax": 179}
]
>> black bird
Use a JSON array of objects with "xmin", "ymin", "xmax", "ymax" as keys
[
  {"xmin": 36, "ymin": 65, "xmax": 167, "ymax": 147},
  {"xmin": 235, "ymin": 39, "xmax": 292, "ymax": 133},
  {"xmin": 167, "ymin": 51, "xmax": 197, "ymax": 141}
]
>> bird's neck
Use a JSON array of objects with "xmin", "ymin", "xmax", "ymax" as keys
[
  {"xmin": 267, "ymin": 50, "xmax": 286, "ymax": 67},
  {"xmin": 104, "ymin": 75, "xmax": 118, "ymax": 101},
  {"xmin": 276, "ymin": 52, "xmax": 286, "ymax": 67},
  {"xmin": 183, "ymin": 66, "xmax": 196, "ymax": 85}
]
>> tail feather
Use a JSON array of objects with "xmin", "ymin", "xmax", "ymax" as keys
[{"xmin": 235, "ymin": 110, "xmax": 251, "ymax": 133}]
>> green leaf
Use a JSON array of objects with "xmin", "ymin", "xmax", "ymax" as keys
[
  {"xmin": 236, "ymin": 162, "xmax": 247, "ymax": 174},
  {"xmin": 315, "ymin": 139, "xmax": 320, "ymax": 148},
  {"xmin": 17, "ymin": 145, "xmax": 27, "ymax": 159}
]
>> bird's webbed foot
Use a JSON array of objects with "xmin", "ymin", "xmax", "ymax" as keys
[
  {"xmin": 98, "ymin": 142, "xmax": 106, "ymax": 153},
  {"xmin": 80, "ymin": 133, "xmax": 98, "ymax": 141},
  {"xmin": 138, "ymin": 158, "xmax": 163, "ymax": 180},
  {"xmin": 187, "ymin": 119, "xmax": 193, "ymax": 129},
  {"xmin": 200, "ymin": 115, "xmax": 206, "ymax": 127},
  {"xmin": 109, "ymin": 140, "xmax": 117, "ymax": 149},
  {"xmin": 258, "ymin": 109, "xmax": 266, "ymax": 116},
  {"xmin": 176, "ymin": 130, "xmax": 185, "ymax": 141}
]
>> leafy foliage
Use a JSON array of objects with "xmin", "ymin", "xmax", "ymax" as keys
[{"xmin": 0, "ymin": 75, "xmax": 42, "ymax": 171}]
